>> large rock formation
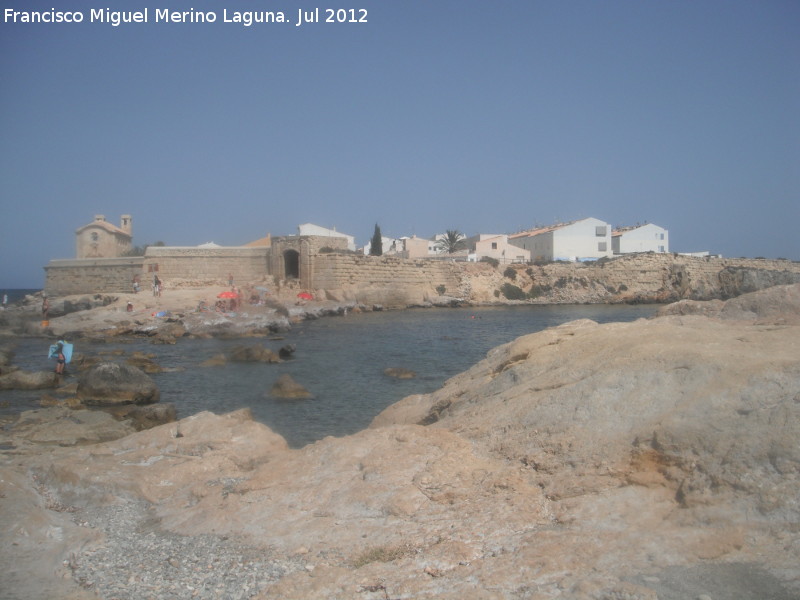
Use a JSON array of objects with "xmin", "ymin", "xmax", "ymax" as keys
[
  {"xmin": 1, "ymin": 285, "xmax": 798, "ymax": 599},
  {"xmin": 76, "ymin": 362, "xmax": 160, "ymax": 406},
  {"xmin": 0, "ymin": 369, "xmax": 58, "ymax": 390}
]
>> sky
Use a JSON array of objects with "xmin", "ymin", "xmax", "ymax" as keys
[{"xmin": 1, "ymin": 0, "xmax": 798, "ymax": 288}]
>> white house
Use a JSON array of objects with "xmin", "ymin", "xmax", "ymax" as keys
[
  {"xmin": 297, "ymin": 223, "xmax": 356, "ymax": 251},
  {"xmin": 471, "ymin": 234, "xmax": 531, "ymax": 264},
  {"xmin": 612, "ymin": 223, "xmax": 669, "ymax": 255},
  {"xmin": 509, "ymin": 217, "xmax": 612, "ymax": 262}
]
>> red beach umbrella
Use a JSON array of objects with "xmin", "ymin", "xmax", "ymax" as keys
[
  {"xmin": 217, "ymin": 291, "xmax": 239, "ymax": 299},
  {"xmin": 297, "ymin": 292, "xmax": 313, "ymax": 300}
]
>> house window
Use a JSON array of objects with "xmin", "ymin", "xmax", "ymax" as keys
[
  {"xmin": 491, "ymin": 242, "xmax": 497, "ymax": 250},
  {"xmin": 660, "ymin": 233, "xmax": 665, "ymax": 240},
  {"xmin": 598, "ymin": 242, "xmax": 607, "ymax": 252},
  {"xmin": 595, "ymin": 226, "xmax": 607, "ymax": 236},
  {"xmin": 91, "ymin": 232, "xmax": 99, "ymax": 242},
  {"xmin": 658, "ymin": 245, "xmax": 665, "ymax": 252}
]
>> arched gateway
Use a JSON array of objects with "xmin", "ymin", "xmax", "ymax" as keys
[{"xmin": 283, "ymin": 249, "xmax": 300, "ymax": 280}]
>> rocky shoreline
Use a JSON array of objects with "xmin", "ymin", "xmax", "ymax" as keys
[{"xmin": 1, "ymin": 284, "xmax": 799, "ymax": 599}]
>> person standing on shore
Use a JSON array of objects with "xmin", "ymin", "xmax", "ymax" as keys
[
  {"xmin": 1, "ymin": 293, "xmax": 7, "ymax": 309},
  {"xmin": 42, "ymin": 295, "xmax": 49, "ymax": 319},
  {"xmin": 153, "ymin": 274, "xmax": 161, "ymax": 297}
]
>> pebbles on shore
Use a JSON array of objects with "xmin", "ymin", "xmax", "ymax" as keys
[{"xmin": 68, "ymin": 500, "xmax": 306, "ymax": 600}]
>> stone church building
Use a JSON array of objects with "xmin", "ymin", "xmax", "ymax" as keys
[{"xmin": 75, "ymin": 215, "xmax": 133, "ymax": 259}]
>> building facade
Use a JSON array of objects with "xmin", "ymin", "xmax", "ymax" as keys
[
  {"xmin": 472, "ymin": 234, "xmax": 531, "ymax": 263},
  {"xmin": 510, "ymin": 217, "xmax": 613, "ymax": 262},
  {"xmin": 75, "ymin": 215, "xmax": 133, "ymax": 259},
  {"xmin": 612, "ymin": 223, "xmax": 669, "ymax": 255}
]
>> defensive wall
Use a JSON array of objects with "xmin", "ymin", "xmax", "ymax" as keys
[
  {"xmin": 43, "ymin": 244, "xmax": 800, "ymax": 305},
  {"xmin": 142, "ymin": 246, "xmax": 270, "ymax": 287},
  {"xmin": 44, "ymin": 257, "xmax": 145, "ymax": 295},
  {"xmin": 311, "ymin": 253, "xmax": 462, "ymax": 306}
]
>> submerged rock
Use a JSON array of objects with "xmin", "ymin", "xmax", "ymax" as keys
[
  {"xmin": 270, "ymin": 373, "xmax": 313, "ymax": 399},
  {"xmin": 200, "ymin": 353, "xmax": 227, "ymax": 367},
  {"xmin": 230, "ymin": 344, "xmax": 281, "ymax": 363},
  {"xmin": 383, "ymin": 367, "xmax": 416, "ymax": 379}
]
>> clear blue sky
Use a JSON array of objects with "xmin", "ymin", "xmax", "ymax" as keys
[{"xmin": 1, "ymin": 0, "xmax": 798, "ymax": 288}]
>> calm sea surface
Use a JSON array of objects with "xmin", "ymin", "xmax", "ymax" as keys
[{"xmin": 1, "ymin": 304, "xmax": 656, "ymax": 447}]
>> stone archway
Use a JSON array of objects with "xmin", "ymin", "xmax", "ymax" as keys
[{"xmin": 283, "ymin": 249, "xmax": 300, "ymax": 280}]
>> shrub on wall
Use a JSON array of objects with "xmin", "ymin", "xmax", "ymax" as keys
[
  {"xmin": 503, "ymin": 267, "xmax": 517, "ymax": 280},
  {"xmin": 480, "ymin": 256, "xmax": 499, "ymax": 268}
]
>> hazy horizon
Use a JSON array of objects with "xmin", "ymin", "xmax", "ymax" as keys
[{"xmin": 2, "ymin": 0, "xmax": 798, "ymax": 288}]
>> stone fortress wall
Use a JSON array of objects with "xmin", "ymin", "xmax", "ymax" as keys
[
  {"xmin": 44, "ymin": 257, "xmax": 145, "ymax": 296},
  {"xmin": 311, "ymin": 253, "xmax": 462, "ymax": 306},
  {"xmin": 142, "ymin": 246, "xmax": 270, "ymax": 287},
  {"xmin": 44, "ymin": 241, "xmax": 800, "ymax": 306}
]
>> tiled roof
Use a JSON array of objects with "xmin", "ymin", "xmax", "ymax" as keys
[
  {"xmin": 509, "ymin": 220, "xmax": 578, "ymax": 238},
  {"xmin": 75, "ymin": 220, "xmax": 130, "ymax": 237}
]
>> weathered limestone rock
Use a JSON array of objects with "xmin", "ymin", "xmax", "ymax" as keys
[
  {"xmin": 270, "ymin": 373, "xmax": 313, "ymax": 399},
  {"xmin": 8, "ymin": 406, "xmax": 135, "ymax": 446},
  {"xmin": 107, "ymin": 403, "xmax": 178, "ymax": 431},
  {"xmin": 658, "ymin": 283, "xmax": 800, "ymax": 324},
  {"xmin": 4, "ymin": 283, "xmax": 800, "ymax": 600},
  {"xmin": 0, "ymin": 369, "xmax": 58, "ymax": 390},
  {"xmin": 77, "ymin": 362, "xmax": 160, "ymax": 406}
]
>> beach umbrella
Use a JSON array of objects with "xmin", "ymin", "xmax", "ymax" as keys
[
  {"xmin": 217, "ymin": 291, "xmax": 239, "ymax": 299},
  {"xmin": 297, "ymin": 292, "xmax": 313, "ymax": 300},
  {"xmin": 255, "ymin": 286, "xmax": 269, "ymax": 292}
]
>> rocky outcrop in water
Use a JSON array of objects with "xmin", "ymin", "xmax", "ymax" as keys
[
  {"xmin": 230, "ymin": 344, "xmax": 282, "ymax": 363},
  {"xmin": 0, "ymin": 369, "xmax": 58, "ymax": 390},
  {"xmin": 270, "ymin": 374, "xmax": 313, "ymax": 399},
  {"xmin": 76, "ymin": 362, "xmax": 160, "ymax": 406},
  {"xmin": 1, "ymin": 285, "xmax": 799, "ymax": 599}
]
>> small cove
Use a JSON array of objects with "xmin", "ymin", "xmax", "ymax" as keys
[{"xmin": 1, "ymin": 304, "xmax": 657, "ymax": 447}]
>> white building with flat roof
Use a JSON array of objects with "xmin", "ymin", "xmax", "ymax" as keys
[
  {"xmin": 509, "ymin": 217, "xmax": 612, "ymax": 262},
  {"xmin": 612, "ymin": 223, "xmax": 669, "ymax": 255},
  {"xmin": 297, "ymin": 223, "xmax": 356, "ymax": 251}
]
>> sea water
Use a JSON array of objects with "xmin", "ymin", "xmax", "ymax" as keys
[{"xmin": 0, "ymin": 304, "xmax": 656, "ymax": 447}]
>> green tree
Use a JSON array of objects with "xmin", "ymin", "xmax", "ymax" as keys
[
  {"xmin": 370, "ymin": 223, "xmax": 383, "ymax": 256},
  {"xmin": 435, "ymin": 230, "xmax": 466, "ymax": 254}
]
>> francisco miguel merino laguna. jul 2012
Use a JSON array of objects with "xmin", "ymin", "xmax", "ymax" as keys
[{"xmin": 3, "ymin": 7, "xmax": 369, "ymax": 27}]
